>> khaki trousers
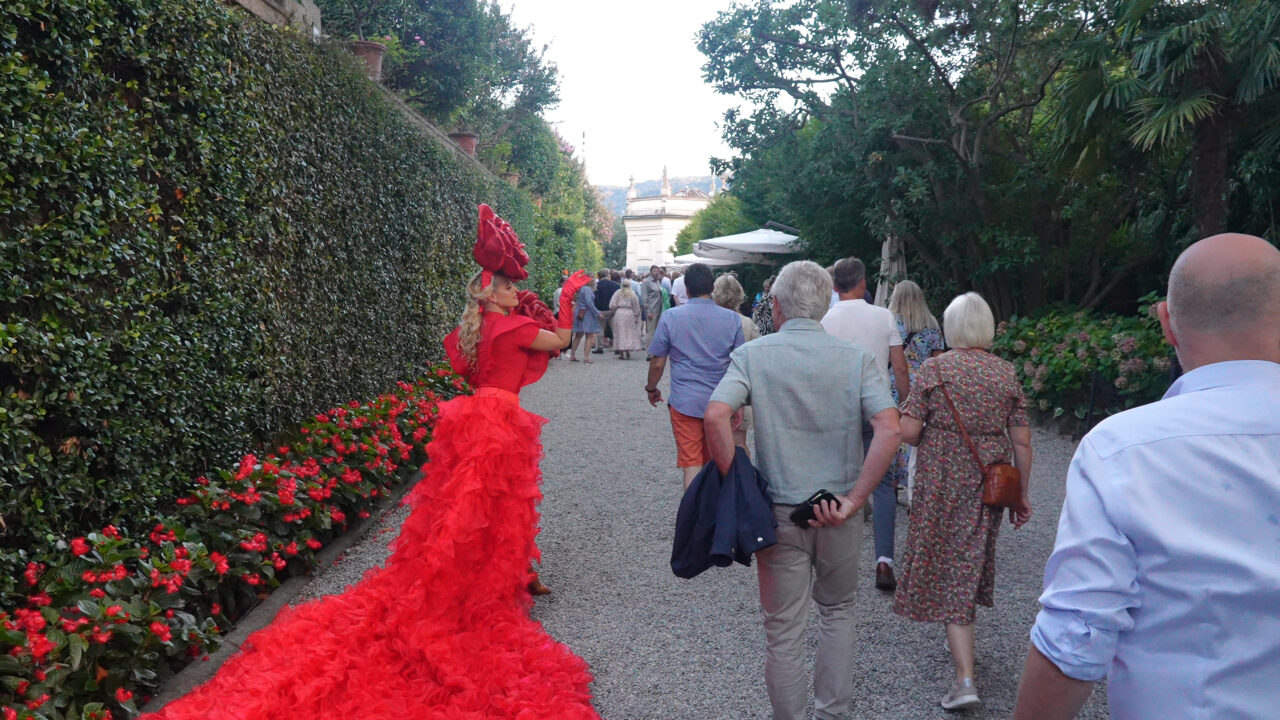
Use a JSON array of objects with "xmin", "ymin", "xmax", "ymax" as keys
[{"xmin": 757, "ymin": 504, "xmax": 862, "ymax": 720}]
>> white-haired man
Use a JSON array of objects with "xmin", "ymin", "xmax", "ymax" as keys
[
  {"xmin": 705, "ymin": 260, "xmax": 902, "ymax": 720},
  {"xmin": 1013, "ymin": 233, "xmax": 1280, "ymax": 718}
]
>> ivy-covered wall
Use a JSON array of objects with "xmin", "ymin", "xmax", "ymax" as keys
[{"xmin": 0, "ymin": 0, "xmax": 551, "ymax": 551}]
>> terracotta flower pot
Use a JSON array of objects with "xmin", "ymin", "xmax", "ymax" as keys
[
  {"xmin": 348, "ymin": 40, "xmax": 387, "ymax": 82},
  {"xmin": 449, "ymin": 132, "xmax": 480, "ymax": 157}
]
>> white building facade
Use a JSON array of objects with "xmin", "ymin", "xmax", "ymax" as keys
[{"xmin": 622, "ymin": 168, "xmax": 714, "ymax": 271}]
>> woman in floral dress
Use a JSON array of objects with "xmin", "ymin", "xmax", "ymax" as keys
[
  {"xmin": 887, "ymin": 280, "xmax": 946, "ymax": 503},
  {"xmin": 893, "ymin": 292, "xmax": 1034, "ymax": 712}
]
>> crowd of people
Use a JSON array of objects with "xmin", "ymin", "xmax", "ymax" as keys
[
  {"xmin": 148, "ymin": 206, "xmax": 1277, "ymax": 720},
  {"xmin": 626, "ymin": 233, "xmax": 1279, "ymax": 718}
]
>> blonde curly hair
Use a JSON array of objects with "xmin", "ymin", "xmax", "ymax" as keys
[{"xmin": 456, "ymin": 271, "xmax": 497, "ymax": 370}]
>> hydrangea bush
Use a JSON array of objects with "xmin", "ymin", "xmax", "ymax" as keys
[
  {"xmin": 992, "ymin": 294, "xmax": 1173, "ymax": 425},
  {"xmin": 0, "ymin": 369, "xmax": 466, "ymax": 720}
]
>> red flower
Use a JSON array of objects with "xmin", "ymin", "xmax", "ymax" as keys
[
  {"xmin": 209, "ymin": 551, "xmax": 229, "ymax": 575},
  {"xmin": 149, "ymin": 524, "xmax": 176, "ymax": 545},
  {"xmin": 61, "ymin": 617, "xmax": 90, "ymax": 632},
  {"xmin": 149, "ymin": 621, "xmax": 172, "ymax": 643},
  {"xmin": 15, "ymin": 608, "xmax": 45, "ymax": 632},
  {"xmin": 91, "ymin": 625, "xmax": 113, "ymax": 643},
  {"xmin": 90, "ymin": 588, "xmax": 106, "ymax": 598},
  {"xmin": 82, "ymin": 570, "xmax": 98, "ymax": 584},
  {"xmin": 25, "ymin": 693, "xmax": 50, "ymax": 710},
  {"xmin": 210, "ymin": 603, "xmax": 222, "ymax": 616},
  {"xmin": 101, "ymin": 525, "xmax": 120, "ymax": 539},
  {"xmin": 70, "ymin": 537, "xmax": 91, "ymax": 556},
  {"xmin": 115, "ymin": 687, "xmax": 133, "ymax": 703},
  {"xmin": 305, "ymin": 538, "xmax": 322, "ymax": 550},
  {"xmin": 25, "ymin": 632, "xmax": 55, "ymax": 661},
  {"xmin": 112, "ymin": 564, "xmax": 128, "ymax": 580},
  {"xmin": 3, "ymin": 704, "xmax": 18, "ymax": 720},
  {"xmin": 105, "ymin": 605, "xmax": 126, "ymax": 620},
  {"xmin": 28, "ymin": 591, "xmax": 51, "ymax": 607},
  {"xmin": 23, "ymin": 561, "xmax": 44, "ymax": 586}
]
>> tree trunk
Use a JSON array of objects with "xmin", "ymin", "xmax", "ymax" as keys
[{"xmin": 1190, "ymin": 106, "xmax": 1239, "ymax": 237}]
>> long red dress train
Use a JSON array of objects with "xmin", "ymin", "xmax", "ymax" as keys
[{"xmin": 144, "ymin": 312, "xmax": 598, "ymax": 719}]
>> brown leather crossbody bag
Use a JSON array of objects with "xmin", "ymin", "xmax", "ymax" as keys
[{"xmin": 937, "ymin": 377, "xmax": 1022, "ymax": 509}]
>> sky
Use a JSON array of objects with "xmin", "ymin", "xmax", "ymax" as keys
[{"xmin": 504, "ymin": 0, "xmax": 742, "ymax": 188}]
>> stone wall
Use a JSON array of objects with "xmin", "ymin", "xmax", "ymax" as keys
[{"xmin": 232, "ymin": 0, "xmax": 321, "ymax": 36}]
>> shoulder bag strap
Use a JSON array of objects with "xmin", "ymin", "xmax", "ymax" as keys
[{"xmin": 936, "ymin": 368, "xmax": 986, "ymax": 475}]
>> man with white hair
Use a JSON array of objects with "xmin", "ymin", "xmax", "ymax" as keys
[
  {"xmin": 705, "ymin": 260, "xmax": 902, "ymax": 720},
  {"xmin": 1013, "ymin": 233, "xmax": 1280, "ymax": 718}
]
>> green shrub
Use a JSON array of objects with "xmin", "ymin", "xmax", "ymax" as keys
[
  {"xmin": 0, "ymin": 0, "xmax": 560, "ymax": 551},
  {"xmin": 991, "ymin": 295, "xmax": 1173, "ymax": 424}
]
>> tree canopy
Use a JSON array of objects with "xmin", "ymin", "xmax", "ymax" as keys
[{"xmin": 699, "ymin": 0, "xmax": 1280, "ymax": 318}]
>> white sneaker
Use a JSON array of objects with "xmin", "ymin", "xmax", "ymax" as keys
[{"xmin": 940, "ymin": 677, "xmax": 980, "ymax": 711}]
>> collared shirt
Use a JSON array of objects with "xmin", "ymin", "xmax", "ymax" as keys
[
  {"xmin": 820, "ymin": 299, "xmax": 902, "ymax": 386},
  {"xmin": 648, "ymin": 298, "xmax": 744, "ymax": 418},
  {"xmin": 708, "ymin": 318, "xmax": 896, "ymax": 504},
  {"xmin": 1031, "ymin": 360, "xmax": 1280, "ymax": 719}
]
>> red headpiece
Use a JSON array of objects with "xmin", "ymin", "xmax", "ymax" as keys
[{"xmin": 473, "ymin": 204, "xmax": 529, "ymax": 291}]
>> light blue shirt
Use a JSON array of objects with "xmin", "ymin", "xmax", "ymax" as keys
[
  {"xmin": 1032, "ymin": 360, "xmax": 1280, "ymax": 719},
  {"xmin": 708, "ymin": 319, "xmax": 895, "ymax": 504},
  {"xmin": 647, "ymin": 298, "xmax": 744, "ymax": 418}
]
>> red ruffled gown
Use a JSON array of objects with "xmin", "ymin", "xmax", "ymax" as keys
[{"xmin": 144, "ymin": 311, "xmax": 599, "ymax": 719}]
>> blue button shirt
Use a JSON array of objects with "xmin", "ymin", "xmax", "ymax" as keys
[
  {"xmin": 647, "ymin": 298, "xmax": 744, "ymax": 418},
  {"xmin": 1032, "ymin": 360, "xmax": 1280, "ymax": 719}
]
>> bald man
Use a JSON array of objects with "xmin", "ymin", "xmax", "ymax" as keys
[{"xmin": 1013, "ymin": 234, "xmax": 1280, "ymax": 719}]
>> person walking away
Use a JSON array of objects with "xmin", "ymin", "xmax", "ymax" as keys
[
  {"xmin": 1013, "ymin": 233, "xmax": 1280, "ymax": 720},
  {"xmin": 893, "ymin": 291, "xmax": 1033, "ymax": 711},
  {"xmin": 594, "ymin": 269, "xmax": 619, "ymax": 355},
  {"xmin": 670, "ymin": 270, "xmax": 687, "ymax": 306},
  {"xmin": 646, "ymin": 263, "xmax": 744, "ymax": 488},
  {"xmin": 704, "ymin": 260, "xmax": 901, "ymax": 720},
  {"xmin": 753, "ymin": 275, "xmax": 777, "ymax": 336},
  {"xmin": 886, "ymin": 280, "xmax": 945, "ymax": 505},
  {"xmin": 820, "ymin": 257, "xmax": 911, "ymax": 591},
  {"xmin": 570, "ymin": 277, "xmax": 602, "ymax": 363},
  {"xmin": 712, "ymin": 273, "xmax": 760, "ymax": 449},
  {"xmin": 641, "ymin": 266, "xmax": 665, "ymax": 345},
  {"xmin": 609, "ymin": 279, "xmax": 643, "ymax": 360}
]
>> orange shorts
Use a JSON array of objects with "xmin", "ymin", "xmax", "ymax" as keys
[{"xmin": 669, "ymin": 406, "xmax": 711, "ymax": 468}]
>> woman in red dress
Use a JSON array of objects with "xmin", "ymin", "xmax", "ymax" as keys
[{"xmin": 143, "ymin": 206, "xmax": 597, "ymax": 719}]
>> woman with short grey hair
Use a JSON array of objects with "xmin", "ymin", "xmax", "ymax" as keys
[{"xmin": 893, "ymin": 291, "xmax": 1033, "ymax": 711}]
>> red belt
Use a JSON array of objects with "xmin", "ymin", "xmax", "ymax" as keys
[{"xmin": 474, "ymin": 386, "xmax": 519, "ymax": 405}]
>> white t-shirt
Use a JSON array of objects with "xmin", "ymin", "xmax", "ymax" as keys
[
  {"xmin": 671, "ymin": 275, "xmax": 688, "ymax": 305},
  {"xmin": 820, "ymin": 299, "xmax": 902, "ymax": 385}
]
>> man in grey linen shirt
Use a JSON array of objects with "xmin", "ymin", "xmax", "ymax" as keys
[{"xmin": 704, "ymin": 260, "xmax": 902, "ymax": 720}]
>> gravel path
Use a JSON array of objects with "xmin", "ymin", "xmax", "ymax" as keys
[{"xmin": 299, "ymin": 351, "xmax": 1109, "ymax": 719}]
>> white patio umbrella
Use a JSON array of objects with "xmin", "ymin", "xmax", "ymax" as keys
[
  {"xmin": 693, "ymin": 228, "xmax": 801, "ymax": 264},
  {"xmin": 670, "ymin": 253, "xmax": 740, "ymax": 268}
]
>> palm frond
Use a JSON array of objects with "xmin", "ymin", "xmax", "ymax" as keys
[{"xmin": 1128, "ymin": 90, "xmax": 1221, "ymax": 150}]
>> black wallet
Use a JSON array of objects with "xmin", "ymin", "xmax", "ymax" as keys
[{"xmin": 788, "ymin": 489, "xmax": 841, "ymax": 527}]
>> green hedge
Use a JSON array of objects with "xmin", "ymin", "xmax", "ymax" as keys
[{"xmin": 0, "ymin": 0, "xmax": 558, "ymax": 553}]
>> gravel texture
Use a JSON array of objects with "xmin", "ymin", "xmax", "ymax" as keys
[{"xmin": 297, "ymin": 351, "xmax": 1110, "ymax": 719}]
